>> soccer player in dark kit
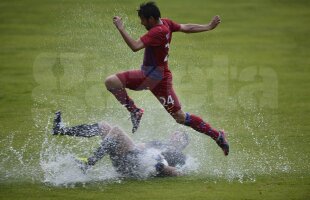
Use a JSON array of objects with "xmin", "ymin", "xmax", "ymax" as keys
[
  {"xmin": 105, "ymin": 2, "xmax": 229, "ymax": 155},
  {"xmin": 52, "ymin": 111, "xmax": 189, "ymax": 177}
]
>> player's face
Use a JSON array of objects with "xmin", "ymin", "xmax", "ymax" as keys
[{"xmin": 140, "ymin": 17, "xmax": 152, "ymax": 30}]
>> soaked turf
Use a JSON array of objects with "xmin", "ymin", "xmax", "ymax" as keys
[{"xmin": 0, "ymin": 0, "xmax": 309, "ymax": 199}]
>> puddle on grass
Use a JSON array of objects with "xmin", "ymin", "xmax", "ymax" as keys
[{"xmin": 0, "ymin": 107, "xmax": 293, "ymax": 186}]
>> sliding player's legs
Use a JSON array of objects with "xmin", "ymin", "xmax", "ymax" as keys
[
  {"xmin": 52, "ymin": 112, "xmax": 139, "ymax": 171},
  {"xmin": 103, "ymin": 126, "xmax": 136, "ymax": 156},
  {"xmin": 86, "ymin": 126, "xmax": 136, "ymax": 166},
  {"xmin": 52, "ymin": 111, "xmax": 111, "ymax": 138}
]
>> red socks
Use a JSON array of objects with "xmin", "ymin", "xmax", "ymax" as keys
[
  {"xmin": 108, "ymin": 88, "xmax": 137, "ymax": 112},
  {"xmin": 184, "ymin": 113, "xmax": 219, "ymax": 140}
]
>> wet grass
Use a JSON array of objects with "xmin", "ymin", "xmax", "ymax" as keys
[
  {"xmin": 0, "ymin": 0, "xmax": 309, "ymax": 199},
  {"xmin": 0, "ymin": 175, "xmax": 309, "ymax": 200}
]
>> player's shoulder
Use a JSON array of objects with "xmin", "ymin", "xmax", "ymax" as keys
[
  {"xmin": 161, "ymin": 18, "xmax": 180, "ymax": 32},
  {"xmin": 148, "ymin": 23, "xmax": 169, "ymax": 35},
  {"xmin": 161, "ymin": 18, "xmax": 177, "ymax": 26},
  {"xmin": 161, "ymin": 18, "xmax": 172, "ymax": 23}
]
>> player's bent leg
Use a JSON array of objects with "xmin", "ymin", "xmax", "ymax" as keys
[
  {"xmin": 104, "ymin": 126, "xmax": 136, "ymax": 155},
  {"xmin": 105, "ymin": 71, "xmax": 148, "ymax": 133},
  {"xmin": 152, "ymin": 83, "xmax": 229, "ymax": 155},
  {"xmin": 86, "ymin": 126, "xmax": 136, "ymax": 166},
  {"xmin": 105, "ymin": 74, "xmax": 138, "ymax": 112}
]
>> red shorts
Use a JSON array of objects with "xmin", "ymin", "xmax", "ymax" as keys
[{"xmin": 116, "ymin": 70, "xmax": 181, "ymax": 114}]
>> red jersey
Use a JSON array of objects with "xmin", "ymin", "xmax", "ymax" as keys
[{"xmin": 140, "ymin": 18, "xmax": 181, "ymax": 80}]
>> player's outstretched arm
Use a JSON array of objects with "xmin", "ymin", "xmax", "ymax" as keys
[
  {"xmin": 113, "ymin": 16, "xmax": 145, "ymax": 52},
  {"xmin": 179, "ymin": 15, "xmax": 221, "ymax": 33}
]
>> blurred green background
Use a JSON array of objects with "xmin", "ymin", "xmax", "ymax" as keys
[{"xmin": 0, "ymin": 0, "xmax": 309, "ymax": 199}]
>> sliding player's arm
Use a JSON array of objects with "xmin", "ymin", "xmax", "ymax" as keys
[
  {"xmin": 113, "ymin": 16, "xmax": 145, "ymax": 52},
  {"xmin": 155, "ymin": 163, "xmax": 181, "ymax": 177},
  {"xmin": 179, "ymin": 15, "xmax": 221, "ymax": 33},
  {"xmin": 162, "ymin": 165, "xmax": 181, "ymax": 176}
]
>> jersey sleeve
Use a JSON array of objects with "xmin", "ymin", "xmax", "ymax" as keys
[
  {"xmin": 163, "ymin": 18, "xmax": 181, "ymax": 32},
  {"xmin": 169, "ymin": 20, "xmax": 181, "ymax": 32},
  {"xmin": 140, "ymin": 27, "xmax": 165, "ymax": 47}
]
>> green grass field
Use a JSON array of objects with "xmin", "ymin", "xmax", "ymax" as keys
[{"xmin": 0, "ymin": 0, "xmax": 309, "ymax": 199}]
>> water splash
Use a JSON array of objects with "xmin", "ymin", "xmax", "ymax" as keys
[{"xmin": 0, "ymin": 109, "xmax": 293, "ymax": 186}]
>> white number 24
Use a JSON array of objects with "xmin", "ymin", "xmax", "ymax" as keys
[{"xmin": 160, "ymin": 95, "xmax": 175, "ymax": 106}]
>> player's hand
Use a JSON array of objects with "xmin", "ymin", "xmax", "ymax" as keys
[
  {"xmin": 209, "ymin": 15, "xmax": 221, "ymax": 30},
  {"xmin": 113, "ymin": 16, "xmax": 124, "ymax": 30}
]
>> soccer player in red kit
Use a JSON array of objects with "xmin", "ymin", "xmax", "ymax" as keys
[{"xmin": 105, "ymin": 2, "xmax": 229, "ymax": 155}]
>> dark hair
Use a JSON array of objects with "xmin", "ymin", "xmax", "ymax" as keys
[{"xmin": 137, "ymin": 1, "xmax": 161, "ymax": 20}]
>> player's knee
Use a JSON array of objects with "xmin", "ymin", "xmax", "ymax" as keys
[
  {"xmin": 104, "ymin": 75, "xmax": 122, "ymax": 89},
  {"xmin": 109, "ymin": 126, "xmax": 122, "ymax": 137},
  {"xmin": 173, "ymin": 111, "xmax": 186, "ymax": 124},
  {"xmin": 98, "ymin": 121, "xmax": 111, "ymax": 137},
  {"xmin": 104, "ymin": 75, "xmax": 114, "ymax": 89},
  {"xmin": 175, "ymin": 117, "xmax": 185, "ymax": 124}
]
